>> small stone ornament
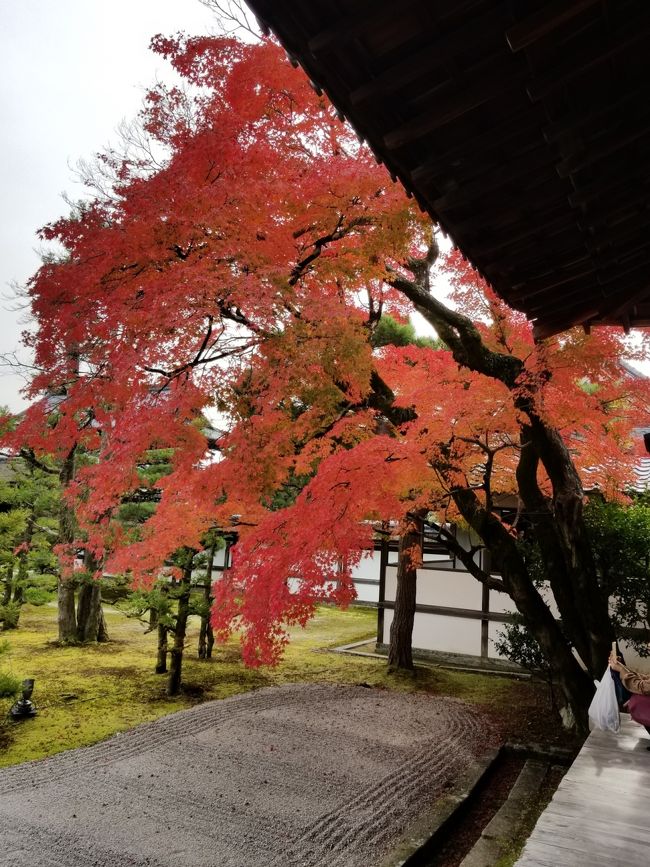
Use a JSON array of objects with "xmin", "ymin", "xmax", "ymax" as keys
[{"xmin": 10, "ymin": 678, "xmax": 38, "ymax": 720}]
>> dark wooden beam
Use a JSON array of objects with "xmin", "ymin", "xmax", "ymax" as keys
[
  {"xmin": 307, "ymin": 0, "xmax": 419, "ymax": 54},
  {"xmin": 524, "ymin": 263, "xmax": 650, "ymax": 319},
  {"xmin": 526, "ymin": 15, "xmax": 650, "ymax": 102},
  {"xmin": 384, "ymin": 57, "xmax": 524, "ymax": 150},
  {"xmin": 468, "ymin": 212, "xmax": 578, "ymax": 260},
  {"xmin": 600, "ymin": 281, "xmax": 650, "ymax": 321},
  {"xmin": 556, "ymin": 119, "xmax": 650, "ymax": 178},
  {"xmin": 533, "ymin": 303, "xmax": 601, "ymax": 338},
  {"xmin": 510, "ymin": 259, "xmax": 595, "ymax": 300},
  {"xmin": 409, "ymin": 110, "xmax": 539, "ymax": 186},
  {"xmin": 349, "ymin": 1, "xmax": 510, "ymax": 106},
  {"xmin": 567, "ymin": 149, "xmax": 650, "ymax": 207},
  {"xmin": 578, "ymin": 193, "xmax": 650, "ymax": 234},
  {"xmin": 380, "ymin": 601, "xmax": 513, "ymax": 624},
  {"xmin": 505, "ymin": 0, "xmax": 600, "ymax": 52},
  {"xmin": 542, "ymin": 82, "xmax": 650, "ymax": 144},
  {"xmin": 430, "ymin": 162, "xmax": 562, "ymax": 214}
]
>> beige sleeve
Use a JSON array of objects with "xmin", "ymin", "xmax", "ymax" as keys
[{"xmin": 620, "ymin": 668, "xmax": 650, "ymax": 696}]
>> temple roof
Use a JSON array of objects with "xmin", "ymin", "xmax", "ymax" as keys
[{"xmin": 247, "ymin": 0, "xmax": 650, "ymax": 337}]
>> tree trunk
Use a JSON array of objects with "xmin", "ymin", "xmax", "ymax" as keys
[
  {"xmin": 76, "ymin": 581, "xmax": 101, "ymax": 642},
  {"xmin": 97, "ymin": 605, "xmax": 109, "ymax": 642},
  {"xmin": 154, "ymin": 584, "xmax": 168, "ymax": 672},
  {"xmin": 386, "ymin": 251, "xmax": 607, "ymax": 730},
  {"xmin": 156, "ymin": 623, "xmax": 169, "ymax": 674},
  {"xmin": 76, "ymin": 551, "xmax": 108, "ymax": 643},
  {"xmin": 57, "ymin": 577, "xmax": 77, "ymax": 643},
  {"xmin": 388, "ymin": 512, "xmax": 424, "ymax": 671},
  {"xmin": 198, "ymin": 542, "xmax": 216, "ymax": 659},
  {"xmin": 453, "ymin": 486, "xmax": 594, "ymax": 734},
  {"xmin": 57, "ymin": 446, "xmax": 77, "ymax": 643},
  {"xmin": 516, "ymin": 423, "xmax": 613, "ymax": 677},
  {"xmin": 198, "ymin": 611, "xmax": 209, "ymax": 659},
  {"xmin": 2, "ymin": 566, "xmax": 12, "ymax": 605},
  {"xmin": 167, "ymin": 555, "xmax": 193, "ymax": 696},
  {"xmin": 10, "ymin": 512, "xmax": 35, "ymax": 624}
]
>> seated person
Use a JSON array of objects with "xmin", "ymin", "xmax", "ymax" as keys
[
  {"xmin": 609, "ymin": 651, "xmax": 650, "ymax": 695},
  {"xmin": 609, "ymin": 650, "xmax": 650, "ymax": 744}
]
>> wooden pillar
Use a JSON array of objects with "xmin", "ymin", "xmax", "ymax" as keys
[
  {"xmin": 377, "ymin": 535, "xmax": 388, "ymax": 645},
  {"xmin": 480, "ymin": 548, "xmax": 491, "ymax": 658}
]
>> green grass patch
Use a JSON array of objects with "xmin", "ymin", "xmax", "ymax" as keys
[{"xmin": 0, "ymin": 603, "xmax": 564, "ymax": 767}]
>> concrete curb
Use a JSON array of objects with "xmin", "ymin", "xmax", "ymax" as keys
[
  {"xmin": 459, "ymin": 759, "xmax": 548, "ymax": 867},
  {"xmin": 331, "ymin": 640, "xmax": 531, "ymax": 680}
]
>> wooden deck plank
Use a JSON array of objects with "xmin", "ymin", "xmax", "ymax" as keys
[{"xmin": 515, "ymin": 715, "xmax": 650, "ymax": 867}]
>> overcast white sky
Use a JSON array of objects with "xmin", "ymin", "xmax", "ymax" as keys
[{"xmin": 0, "ymin": 0, "xmax": 218, "ymax": 411}]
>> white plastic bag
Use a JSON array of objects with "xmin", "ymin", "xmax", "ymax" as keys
[{"xmin": 588, "ymin": 668, "xmax": 620, "ymax": 733}]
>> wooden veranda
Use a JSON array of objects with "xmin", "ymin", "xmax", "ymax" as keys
[
  {"xmin": 516, "ymin": 715, "xmax": 650, "ymax": 866},
  {"xmin": 245, "ymin": 0, "xmax": 650, "ymax": 337}
]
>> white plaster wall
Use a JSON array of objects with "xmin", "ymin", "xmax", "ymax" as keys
[
  {"xmin": 350, "ymin": 549, "xmax": 381, "ymax": 604},
  {"xmin": 488, "ymin": 588, "xmax": 513, "ymax": 614},
  {"xmin": 350, "ymin": 549, "xmax": 381, "ymax": 580},
  {"xmin": 213, "ymin": 546, "xmax": 230, "ymax": 569},
  {"xmin": 353, "ymin": 582, "xmax": 380, "ymax": 604},
  {"xmin": 385, "ymin": 564, "xmax": 399, "ymax": 601},
  {"xmin": 488, "ymin": 620, "xmax": 512, "ymax": 660},
  {"xmin": 417, "ymin": 569, "xmax": 483, "ymax": 609},
  {"xmin": 383, "ymin": 609, "xmax": 482, "ymax": 656},
  {"xmin": 384, "ymin": 564, "xmax": 483, "ymax": 609}
]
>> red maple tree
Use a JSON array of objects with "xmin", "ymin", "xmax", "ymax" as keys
[{"xmin": 5, "ymin": 33, "xmax": 649, "ymax": 729}]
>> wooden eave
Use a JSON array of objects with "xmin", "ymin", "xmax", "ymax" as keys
[{"xmin": 246, "ymin": 0, "xmax": 650, "ymax": 337}]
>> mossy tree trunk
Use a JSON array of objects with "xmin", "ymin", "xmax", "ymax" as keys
[
  {"xmin": 154, "ymin": 584, "xmax": 169, "ymax": 673},
  {"xmin": 57, "ymin": 446, "xmax": 77, "ymax": 643},
  {"xmin": 13, "ymin": 524, "xmax": 31, "ymax": 615},
  {"xmin": 198, "ymin": 542, "xmax": 216, "ymax": 659},
  {"xmin": 167, "ymin": 552, "xmax": 194, "ymax": 696},
  {"xmin": 76, "ymin": 551, "xmax": 109, "ymax": 643},
  {"xmin": 156, "ymin": 623, "xmax": 169, "ymax": 673},
  {"xmin": 1, "ymin": 567, "xmax": 12, "ymax": 605}
]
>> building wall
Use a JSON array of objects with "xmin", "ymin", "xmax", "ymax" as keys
[
  {"xmin": 351, "ymin": 530, "xmax": 650, "ymax": 673},
  {"xmin": 350, "ymin": 549, "xmax": 381, "ymax": 605}
]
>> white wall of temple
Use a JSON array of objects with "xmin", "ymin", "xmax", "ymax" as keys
[
  {"xmin": 380, "ymin": 562, "xmax": 510, "ymax": 658},
  {"xmin": 417, "ymin": 568, "xmax": 483, "ymax": 609},
  {"xmin": 213, "ymin": 545, "xmax": 230, "ymax": 569},
  {"xmin": 383, "ymin": 608, "xmax": 485, "ymax": 657},
  {"xmin": 354, "ymin": 582, "xmax": 380, "ymax": 604},
  {"xmin": 352, "ymin": 549, "xmax": 381, "ymax": 580},
  {"xmin": 348, "ymin": 532, "xmax": 650, "ymax": 672},
  {"xmin": 350, "ymin": 549, "xmax": 381, "ymax": 604}
]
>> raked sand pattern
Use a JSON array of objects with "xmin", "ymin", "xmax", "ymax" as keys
[{"xmin": 0, "ymin": 683, "xmax": 496, "ymax": 867}]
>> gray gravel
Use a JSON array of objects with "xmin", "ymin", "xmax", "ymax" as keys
[{"xmin": 0, "ymin": 683, "xmax": 495, "ymax": 867}]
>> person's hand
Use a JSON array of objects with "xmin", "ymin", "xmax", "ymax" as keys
[{"xmin": 609, "ymin": 652, "xmax": 624, "ymax": 672}]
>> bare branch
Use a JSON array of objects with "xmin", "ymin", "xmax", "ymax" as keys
[
  {"xmin": 200, "ymin": 0, "xmax": 262, "ymax": 39},
  {"xmin": 435, "ymin": 523, "xmax": 504, "ymax": 592}
]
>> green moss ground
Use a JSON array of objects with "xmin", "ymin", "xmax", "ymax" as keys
[{"xmin": 0, "ymin": 603, "xmax": 571, "ymax": 767}]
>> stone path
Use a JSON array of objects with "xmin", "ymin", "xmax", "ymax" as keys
[{"xmin": 0, "ymin": 683, "xmax": 495, "ymax": 867}]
